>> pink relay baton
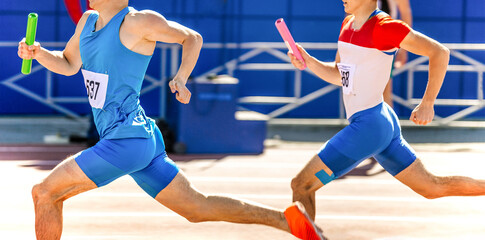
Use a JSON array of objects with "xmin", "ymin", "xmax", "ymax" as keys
[{"xmin": 275, "ymin": 18, "xmax": 306, "ymax": 70}]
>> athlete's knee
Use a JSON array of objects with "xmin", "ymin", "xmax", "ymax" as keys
[
  {"xmin": 291, "ymin": 176, "xmax": 314, "ymax": 194},
  {"xmin": 180, "ymin": 195, "xmax": 211, "ymax": 223},
  {"xmin": 184, "ymin": 206, "xmax": 214, "ymax": 223},
  {"xmin": 417, "ymin": 188, "xmax": 446, "ymax": 199},
  {"xmin": 32, "ymin": 183, "xmax": 55, "ymax": 204},
  {"xmin": 414, "ymin": 177, "xmax": 447, "ymax": 199},
  {"xmin": 292, "ymin": 170, "xmax": 334, "ymax": 194},
  {"xmin": 184, "ymin": 212, "xmax": 206, "ymax": 223}
]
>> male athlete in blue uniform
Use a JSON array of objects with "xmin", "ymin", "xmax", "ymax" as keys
[
  {"xmin": 287, "ymin": 0, "xmax": 485, "ymax": 221},
  {"xmin": 18, "ymin": 0, "xmax": 324, "ymax": 239}
]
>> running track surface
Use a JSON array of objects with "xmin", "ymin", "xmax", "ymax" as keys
[{"xmin": 1, "ymin": 142, "xmax": 485, "ymax": 240}]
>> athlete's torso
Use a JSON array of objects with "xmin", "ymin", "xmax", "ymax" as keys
[
  {"xmin": 80, "ymin": 7, "xmax": 154, "ymax": 139},
  {"xmin": 337, "ymin": 10, "xmax": 410, "ymax": 118}
]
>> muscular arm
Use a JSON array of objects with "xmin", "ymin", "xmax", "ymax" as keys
[
  {"xmin": 400, "ymin": 30, "xmax": 450, "ymax": 125},
  {"xmin": 142, "ymin": 11, "xmax": 202, "ymax": 83},
  {"xmin": 18, "ymin": 11, "xmax": 91, "ymax": 76},
  {"xmin": 133, "ymin": 10, "xmax": 202, "ymax": 103},
  {"xmin": 289, "ymin": 44, "xmax": 342, "ymax": 86}
]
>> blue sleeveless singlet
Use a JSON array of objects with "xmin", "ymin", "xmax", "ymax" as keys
[{"xmin": 79, "ymin": 7, "xmax": 154, "ymax": 139}]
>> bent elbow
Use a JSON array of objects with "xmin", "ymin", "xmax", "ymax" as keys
[
  {"xmin": 182, "ymin": 31, "xmax": 203, "ymax": 49},
  {"xmin": 440, "ymin": 45, "xmax": 450, "ymax": 65},
  {"xmin": 193, "ymin": 32, "xmax": 203, "ymax": 47},
  {"xmin": 443, "ymin": 46, "xmax": 450, "ymax": 59},
  {"xmin": 430, "ymin": 44, "xmax": 450, "ymax": 64}
]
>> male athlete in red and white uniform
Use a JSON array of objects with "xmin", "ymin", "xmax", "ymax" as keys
[{"xmin": 286, "ymin": 0, "xmax": 485, "ymax": 224}]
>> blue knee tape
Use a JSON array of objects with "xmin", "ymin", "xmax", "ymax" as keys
[{"xmin": 315, "ymin": 170, "xmax": 335, "ymax": 185}]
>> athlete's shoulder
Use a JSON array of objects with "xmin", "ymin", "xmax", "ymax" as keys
[
  {"xmin": 84, "ymin": 9, "xmax": 98, "ymax": 15},
  {"xmin": 75, "ymin": 10, "xmax": 98, "ymax": 33},
  {"xmin": 81, "ymin": 10, "xmax": 98, "ymax": 21},
  {"xmin": 122, "ymin": 9, "xmax": 171, "ymax": 41},
  {"xmin": 372, "ymin": 11, "xmax": 412, "ymax": 49},
  {"xmin": 374, "ymin": 12, "xmax": 410, "ymax": 30},
  {"xmin": 124, "ymin": 9, "xmax": 167, "ymax": 26},
  {"xmin": 122, "ymin": 9, "xmax": 168, "ymax": 39}
]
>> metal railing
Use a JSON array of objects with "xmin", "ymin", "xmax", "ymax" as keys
[{"xmin": 1, "ymin": 41, "xmax": 484, "ymax": 126}]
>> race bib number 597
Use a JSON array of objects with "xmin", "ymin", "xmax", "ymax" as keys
[
  {"xmin": 81, "ymin": 69, "xmax": 108, "ymax": 109},
  {"xmin": 337, "ymin": 63, "xmax": 356, "ymax": 95}
]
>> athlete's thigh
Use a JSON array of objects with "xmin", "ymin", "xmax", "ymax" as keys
[
  {"xmin": 77, "ymin": 137, "xmax": 157, "ymax": 188},
  {"xmin": 295, "ymin": 125, "xmax": 377, "ymax": 189},
  {"xmin": 154, "ymin": 171, "xmax": 204, "ymax": 216},
  {"xmin": 129, "ymin": 126, "xmax": 179, "ymax": 199},
  {"xmin": 129, "ymin": 151, "xmax": 179, "ymax": 198},
  {"xmin": 321, "ymin": 109, "xmax": 394, "ymax": 178},
  {"xmin": 374, "ymin": 134, "xmax": 416, "ymax": 176},
  {"xmin": 39, "ymin": 153, "xmax": 97, "ymax": 201},
  {"xmin": 393, "ymin": 158, "xmax": 437, "ymax": 194}
]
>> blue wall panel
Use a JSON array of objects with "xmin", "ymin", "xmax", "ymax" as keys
[
  {"xmin": 1, "ymin": 48, "xmax": 22, "ymax": 77},
  {"xmin": 466, "ymin": 0, "xmax": 485, "ymax": 18},
  {"xmin": 241, "ymin": 19, "xmax": 281, "ymax": 42},
  {"xmin": 194, "ymin": 18, "xmax": 223, "ymax": 42},
  {"xmin": 58, "ymin": 15, "xmax": 77, "ymax": 39},
  {"xmin": 1, "ymin": 0, "xmax": 56, "ymax": 12},
  {"xmin": 413, "ymin": 21, "xmax": 462, "ymax": 43},
  {"xmin": 242, "ymin": 0, "xmax": 288, "ymax": 16},
  {"xmin": 411, "ymin": 0, "xmax": 463, "ymax": 18},
  {"xmin": 0, "ymin": 15, "xmax": 26, "ymax": 41},
  {"xmin": 461, "ymin": 73, "xmax": 479, "ymax": 99},
  {"xmin": 292, "ymin": 19, "xmax": 343, "ymax": 42},
  {"xmin": 54, "ymin": 73, "xmax": 85, "ymax": 97},
  {"xmin": 236, "ymin": 71, "xmax": 291, "ymax": 97},
  {"xmin": 465, "ymin": 22, "xmax": 485, "ymax": 43},
  {"xmin": 292, "ymin": 0, "xmax": 343, "ymax": 17}
]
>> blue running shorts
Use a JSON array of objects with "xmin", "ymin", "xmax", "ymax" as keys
[
  {"xmin": 75, "ymin": 122, "xmax": 179, "ymax": 198},
  {"xmin": 317, "ymin": 102, "xmax": 416, "ymax": 179}
]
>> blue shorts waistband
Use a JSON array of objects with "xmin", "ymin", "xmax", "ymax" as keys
[{"xmin": 348, "ymin": 102, "xmax": 384, "ymax": 123}]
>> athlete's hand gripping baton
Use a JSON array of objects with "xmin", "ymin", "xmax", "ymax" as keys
[
  {"xmin": 275, "ymin": 18, "xmax": 306, "ymax": 70},
  {"xmin": 21, "ymin": 13, "xmax": 38, "ymax": 75}
]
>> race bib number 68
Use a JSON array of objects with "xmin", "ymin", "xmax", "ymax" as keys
[
  {"xmin": 337, "ymin": 63, "xmax": 356, "ymax": 95},
  {"xmin": 81, "ymin": 69, "xmax": 108, "ymax": 109}
]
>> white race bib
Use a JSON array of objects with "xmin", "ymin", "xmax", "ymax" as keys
[
  {"xmin": 337, "ymin": 63, "xmax": 356, "ymax": 95},
  {"xmin": 81, "ymin": 69, "xmax": 108, "ymax": 109}
]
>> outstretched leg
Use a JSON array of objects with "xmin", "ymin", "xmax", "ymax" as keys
[
  {"xmin": 155, "ymin": 171, "xmax": 290, "ymax": 231},
  {"xmin": 153, "ymin": 170, "xmax": 325, "ymax": 240},
  {"xmin": 32, "ymin": 155, "xmax": 97, "ymax": 240},
  {"xmin": 395, "ymin": 158, "xmax": 485, "ymax": 199}
]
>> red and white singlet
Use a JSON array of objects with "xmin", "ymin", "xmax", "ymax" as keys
[{"xmin": 337, "ymin": 10, "xmax": 411, "ymax": 118}]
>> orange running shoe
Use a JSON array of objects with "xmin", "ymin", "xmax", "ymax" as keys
[{"xmin": 284, "ymin": 202, "xmax": 326, "ymax": 240}]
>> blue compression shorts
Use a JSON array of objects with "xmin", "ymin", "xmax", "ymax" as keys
[
  {"xmin": 75, "ymin": 123, "xmax": 179, "ymax": 198},
  {"xmin": 318, "ymin": 102, "xmax": 416, "ymax": 179}
]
